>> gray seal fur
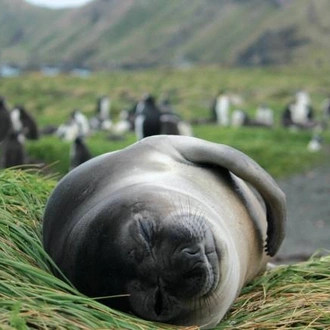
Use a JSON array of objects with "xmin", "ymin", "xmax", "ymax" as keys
[{"xmin": 42, "ymin": 135, "xmax": 286, "ymax": 328}]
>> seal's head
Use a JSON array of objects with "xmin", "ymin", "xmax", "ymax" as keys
[{"xmin": 63, "ymin": 187, "xmax": 225, "ymax": 326}]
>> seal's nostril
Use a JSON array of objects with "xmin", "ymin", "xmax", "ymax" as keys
[{"xmin": 138, "ymin": 218, "xmax": 152, "ymax": 242}]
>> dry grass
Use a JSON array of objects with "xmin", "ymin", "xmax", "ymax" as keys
[{"xmin": 0, "ymin": 168, "xmax": 329, "ymax": 329}]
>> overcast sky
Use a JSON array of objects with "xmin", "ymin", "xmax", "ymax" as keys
[{"xmin": 25, "ymin": 0, "xmax": 94, "ymax": 9}]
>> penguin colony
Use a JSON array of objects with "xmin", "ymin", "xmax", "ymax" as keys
[{"xmin": 0, "ymin": 88, "xmax": 328, "ymax": 172}]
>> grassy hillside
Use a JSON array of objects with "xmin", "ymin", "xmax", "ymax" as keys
[
  {"xmin": 1, "ymin": 0, "xmax": 330, "ymax": 69},
  {"xmin": 0, "ymin": 0, "xmax": 63, "ymax": 65}
]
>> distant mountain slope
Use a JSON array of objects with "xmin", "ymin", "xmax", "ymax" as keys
[{"xmin": 1, "ymin": 0, "xmax": 329, "ymax": 69}]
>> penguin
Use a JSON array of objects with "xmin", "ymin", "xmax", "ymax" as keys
[
  {"xmin": 255, "ymin": 104, "xmax": 274, "ymax": 127},
  {"xmin": 90, "ymin": 96, "xmax": 112, "ymax": 131},
  {"xmin": 70, "ymin": 136, "xmax": 92, "ymax": 170},
  {"xmin": 134, "ymin": 94, "xmax": 161, "ymax": 140},
  {"xmin": 56, "ymin": 118, "xmax": 80, "ymax": 142},
  {"xmin": 282, "ymin": 103, "xmax": 294, "ymax": 128},
  {"xmin": 160, "ymin": 113, "xmax": 181, "ymax": 135},
  {"xmin": 307, "ymin": 134, "xmax": 323, "ymax": 152},
  {"xmin": 0, "ymin": 131, "xmax": 26, "ymax": 168},
  {"xmin": 213, "ymin": 90, "xmax": 231, "ymax": 126},
  {"xmin": 71, "ymin": 109, "xmax": 90, "ymax": 137},
  {"xmin": 11, "ymin": 105, "xmax": 39, "ymax": 140},
  {"xmin": 0, "ymin": 96, "xmax": 13, "ymax": 142},
  {"xmin": 97, "ymin": 95, "xmax": 111, "ymax": 122},
  {"xmin": 231, "ymin": 110, "xmax": 249, "ymax": 127}
]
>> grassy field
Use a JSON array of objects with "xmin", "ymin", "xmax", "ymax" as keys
[
  {"xmin": 0, "ymin": 66, "xmax": 328, "ymax": 177},
  {"xmin": 0, "ymin": 168, "xmax": 330, "ymax": 329},
  {"xmin": 1, "ymin": 66, "xmax": 330, "ymax": 328},
  {"xmin": 23, "ymin": 125, "xmax": 329, "ymax": 179},
  {"xmin": 1, "ymin": 66, "xmax": 330, "ymax": 125}
]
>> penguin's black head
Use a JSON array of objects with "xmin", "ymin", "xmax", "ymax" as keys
[{"xmin": 0, "ymin": 96, "xmax": 6, "ymax": 107}]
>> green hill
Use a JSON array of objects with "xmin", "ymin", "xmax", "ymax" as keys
[{"xmin": 1, "ymin": 0, "xmax": 330, "ymax": 69}]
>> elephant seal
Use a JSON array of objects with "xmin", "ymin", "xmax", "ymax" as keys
[{"xmin": 42, "ymin": 135, "xmax": 286, "ymax": 328}]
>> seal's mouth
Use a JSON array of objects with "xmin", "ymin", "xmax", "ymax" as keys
[{"xmin": 202, "ymin": 244, "xmax": 220, "ymax": 297}]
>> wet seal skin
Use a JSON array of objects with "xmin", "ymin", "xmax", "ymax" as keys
[{"xmin": 42, "ymin": 135, "xmax": 286, "ymax": 329}]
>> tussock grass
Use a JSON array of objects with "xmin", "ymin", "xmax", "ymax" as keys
[
  {"xmin": 0, "ymin": 169, "xmax": 187, "ymax": 330},
  {"xmin": 0, "ymin": 169, "xmax": 329, "ymax": 329},
  {"xmin": 217, "ymin": 253, "xmax": 330, "ymax": 329}
]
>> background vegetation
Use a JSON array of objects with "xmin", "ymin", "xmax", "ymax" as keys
[{"xmin": 1, "ymin": 65, "xmax": 329, "ymax": 177}]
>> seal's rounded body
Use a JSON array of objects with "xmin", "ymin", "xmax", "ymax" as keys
[{"xmin": 43, "ymin": 135, "xmax": 286, "ymax": 328}]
